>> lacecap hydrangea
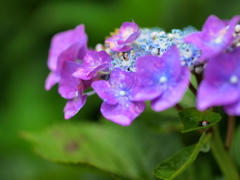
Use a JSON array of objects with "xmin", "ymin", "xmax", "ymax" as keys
[{"xmin": 45, "ymin": 15, "xmax": 240, "ymax": 126}]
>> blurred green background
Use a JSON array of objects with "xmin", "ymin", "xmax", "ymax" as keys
[{"xmin": 0, "ymin": 0, "xmax": 240, "ymax": 179}]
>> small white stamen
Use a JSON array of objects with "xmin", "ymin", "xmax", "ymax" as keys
[
  {"xmin": 159, "ymin": 76, "xmax": 167, "ymax": 84},
  {"xmin": 168, "ymin": 33, "xmax": 175, "ymax": 39},
  {"xmin": 230, "ymin": 75, "xmax": 238, "ymax": 84},
  {"xmin": 119, "ymin": 91, "xmax": 126, "ymax": 96},
  {"xmin": 160, "ymin": 43, "xmax": 168, "ymax": 49},
  {"xmin": 151, "ymin": 48, "xmax": 158, "ymax": 55},
  {"xmin": 182, "ymin": 49, "xmax": 193, "ymax": 58},
  {"xmin": 145, "ymin": 45, "xmax": 150, "ymax": 50},
  {"xmin": 235, "ymin": 24, "xmax": 240, "ymax": 33},
  {"xmin": 122, "ymin": 60, "xmax": 131, "ymax": 66},
  {"xmin": 157, "ymin": 31, "xmax": 166, "ymax": 37},
  {"xmin": 150, "ymin": 31, "xmax": 158, "ymax": 39},
  {"xmin": 95, "ymin": 43, "xmax": 104, "ymax": 51}
]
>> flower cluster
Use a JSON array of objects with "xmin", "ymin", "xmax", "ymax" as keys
[{"xmin": 46, "ymin": 15, "xmax": 240, "ymax": 125}]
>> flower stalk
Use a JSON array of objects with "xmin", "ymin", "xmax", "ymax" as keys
[
  {"xmin": 225, "ymin": 115, "xmax": 235, "ymax": 150},
  {"xmin": 210, "ymin": 124, "xmax": 239, "ymax": 180}
]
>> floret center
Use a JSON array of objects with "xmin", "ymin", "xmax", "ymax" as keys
[
  {"xmin": 159, "ymin": 76, "xmax": 167, "ymax": 84},
  {"xmin": 119, "ymin": 90, "xmax": 126, "ymax": 96},
  {"xmin": 230, "ymin": 75, "xmax": 238, "ymax": 84}
]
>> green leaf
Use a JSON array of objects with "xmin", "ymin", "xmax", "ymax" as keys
[
  {"xmin": 179, "ymin": 107, "xmax": 221, "ymax": 132},
  {"xmin": 153, "ymin": 131, "xmax": 207, "ymax": 180},
  {"xmin": 21, "ymin": 120, "xmax": 184, "ymax": 180}
]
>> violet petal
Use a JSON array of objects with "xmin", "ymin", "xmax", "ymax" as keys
[{"xmin": 100, "ymin": 101, "xmax": 145, "ymax": 126}]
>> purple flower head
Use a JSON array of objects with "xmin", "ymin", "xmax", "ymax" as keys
[
  {"xmin": 105, "ymin": 21, "xmax": 140, "ymax": 52},
  {"xmin": 92, "ymin": 68, "xmax": 145, "ymax": 126},
  {"xmin": 184, "ymin": 15, "xmax": 240, "ymax": 62},
  {"xmin": 72, "ymin": 50, "xmax": 112, "ymax": 80},
  {"xmin": 133, "ymin": 46, "xmax": 190, "ymax": 111},
  {"xmin": 197, "ymin": 47, "xmax": 240, "ymax": 115},
  {"xmin": 45, "ymin": 24, "xmax": 88, "ymax": 90}
]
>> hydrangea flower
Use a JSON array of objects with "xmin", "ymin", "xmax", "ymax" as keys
[
  {"xmin": 72, "ymin": 50, "xmax": 112, "ymax": 80},
  {"xmin": 197, "ymin": 47, "xmax": 240, "ymax": 115},
  {"xmin": 92, "ymin": 68, "xmax": 146, "ymax": 126},
  {"xmin": 184, "ymin": 15, "xmax": 240, "ymax": 62},
  {"xmin": 105, "ymin": 21, "xmax": 140, "ymax": 52},
  {"xmin": 133, "ymin": 46, "xmax": 190, "ymax": 111},
  {"xmin": 45, "ymin": 24, "xmax": 88, "ymax": 90},
  {"xmin": 46, "ymin": 16, "xmax": 240, "ymax": 124}
]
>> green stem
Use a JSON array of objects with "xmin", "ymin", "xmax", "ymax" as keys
[
  {"xmin": 225, "ymin": 116, "xmax": 235, "ymax": 150},
  {"xmin": 194, "ymin": 70, "xmax": 202, "ymax": 86},
  {"xmin": 189, "ymin": 82, "xmax": 197, "ymax": 96},
  {"xmin": 210, "ymin": 124, "xmax": 239, "ymax": 180},
  {"xmin": 175, "ymin": 103, "xmax": 183, "ymax": 111}
]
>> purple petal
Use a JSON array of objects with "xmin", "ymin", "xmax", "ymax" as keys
[
  {"xmin": 120, "ymin": 21, "xmax": 139, "ymax": 38},
  {"xmin": 48, "ymin": 25, "xmax": 87, "ymax": 71},
  {"xmin": 203, "ymin": 15, "xmax": 226, "ymax": 34},
  {"xmin": 64, "ymin": 82, "xmax": 87, "ymax": 119},
  {"xmin": 91, "ymin": 80, "xmax": 119, "ymax": 105},
  {"xmin": 160, "ymin": 46, "xmax": 182, "ymax": 79},
  {"xmin": 58, "ymin": 61, "xmax": 81, "ymax": 99},
  {"xmin": 133, "ymin": 85, "xmax": 163, "ymax": 101},
  {"xmin": 72, "ymin": 50, "xmax": 111, "ymax": 80},
  {"xmin": 82, "ymin": 50, "xmax": 100, "ymax": 67},
  {"xmin": 45, "ymin": 72, "xmax": 60, "ymax": 90},
  {"xmin": 46, "ymin": 42, "xmax": 87, "ymax": 91},
  {"xmin": 56, "ymin": 43, "xmax": 87, "ymax": 76},
  {"xmin": 97, "ymin": 50, "xmax": 112, "ymax": 64},
  {"xmin": 105, "ymin": 21, "xmax": 140, "ymax": 52},
  {"xmin": 184, "ymin": 33, "xmax": 209, "ymax": 61},
  {"xmin": 197, "ymin": 81, "xmax": 239, "ymax": 111},
  {"xmin": 87, "ymin": 63, "xmax": 110, "ymax": 79},
  {"xmin": 115, "ymin": 45, "xmax": 133, "ymax": 52},
  {"xmin": 133, "ymin": 55, "xmax": 165, "ymax": 100},
  {"xmin": 64, "ymin": 94, "xmax": 87, "ymax": 119},
  {"xmin": 150, "ymin": 67, "xmax": 190, "ymax": 111},
  {"xmin": 204, "ymin": 49, "xmax": 240, "ymax": 85},
  {"xmin": 224, "ymin": 99, "xmax": 240, "ymax": 116},
  {"xmin": 72, "ymin": 67, "xmax": 93, "ymax": 80},
  {"xmin": 125, "ymin": 31, "xmax": 141, "ymax": 43},
  {"xmin": 109, "ymin": 68, "xmax": 135, "ymax": 90},
  {"xmin": 100, "ymin": 101, "xmax": 145, "ymax": 126}
]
